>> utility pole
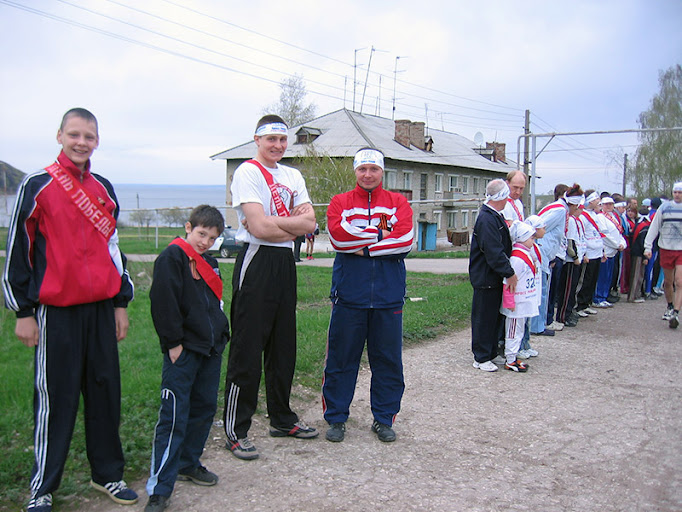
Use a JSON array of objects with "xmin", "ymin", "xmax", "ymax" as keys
[
  {"xmin": 360, "ymin": 46, "xmax": 375, "ymax": 114},
  {"xmin": 392, "ymin": 56, "xmax": 407, "ymax": 120},
  {"xmin": 622, "ymin": 153, "xmax": 628, "ymax": 196},
  {"xmin": 522, "ymin": 110, "xmax": 531, "ymax": 214},
  {"xmin": 353, "ymin": 47, "xmax": 366, "ymax": 112}
]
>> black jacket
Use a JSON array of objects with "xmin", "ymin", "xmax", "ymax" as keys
[
  {"xmin": 150, "ymin": 243, "xmax": 229, "ymax": 355},
  {"xmin": 469, "ymin": 204, "xmax": 514, "ymax": 289}
]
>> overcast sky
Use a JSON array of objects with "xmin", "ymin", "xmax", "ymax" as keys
[{"xmin": 1, "ymin": 0, "xmax": 680, "ymax": 195}]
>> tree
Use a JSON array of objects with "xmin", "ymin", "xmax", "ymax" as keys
[
  {"xmin": 157, "ymin": 207, "xmax": 190, "ymax": 228},
  {"xmin": 264, "ymin": 74, "xmax": 317, "ymax": 127},
  {"xmin": 129, "ymin": 208, "xmax": 156, "ymax": 236},
  {"xmin": 293, "ymin": 147, "xmax": 356, "ymax": 230},
  {"xmin": 631, "ymin": 64, "xmax": 682, "ymax": 198}
]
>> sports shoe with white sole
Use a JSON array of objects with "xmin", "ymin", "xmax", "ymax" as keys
[
  {"xmin": 90, "ymin": 480, "xmax": 138, "ymax": 505},
  {"xmin": 526, "ymin": 348, "xmax": 539, "ymax": 357},
  {"xmin": 662, "ymin": 306, "xmax": 675, "ymax": 321},
  {"xmin": 547, "ymin": 321, "xmax": 564, "ymax": 331},
  {"xmin": 492, "ymin": 355, "xmax": 506, "ymax": 365},
  {"xmin": 269, "ymin": 420, "xmax": 319, "ymax": 439},
  {"xmin": 504, "ymin": 360, "xmax": 528, "ymax": 372},
  {"xmin": 670, "ymin": 313, "xmax": 679, "ymax": 329},
  {"xmin": 577, "ymin": 310, "xmax": 589, "ymax": 317},
  {"xmin": 517, "ymin": 350, "xmax": 532, "ymax": 360},
  {"xmin": 473, "ymin": 360, "xmax": 498, "ymax": 372},
  {"xmin": 227, "ymin": 438, "xmax": 259, "ymax": 460},
  {"xmin": 585, "ymin": 307, "xmax": 598, "ymax": 315}
]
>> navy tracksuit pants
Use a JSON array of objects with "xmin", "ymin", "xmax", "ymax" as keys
[
  {"xmin": 322, "ymin": 303, "xmax": 405, "ymax": 426},
  {"xmin": 30, "ymin": 301, "xmax": 124, "ymax": 499}
]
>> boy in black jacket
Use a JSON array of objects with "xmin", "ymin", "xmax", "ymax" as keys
[
  {"xmin": 145, "ymin": 205, "xmax": 229, "ymax": 512},
  {"xmin": 627, "ymin": 207, "xmax": 651, "ymax": 303}
]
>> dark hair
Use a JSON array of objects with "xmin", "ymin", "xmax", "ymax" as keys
[
  {"xmin": 554, "ymin": 183, "xmax": 569, "ymax": 200},
  {"xmin": 611, "ymin": 193, "xmax": 625, "ymax": 203},
  {"xmin": 188, "ymin": 205, "xmax": 224, "ymax": 234},
  {"xmin": 638, "ymin": 206, "xmax": 649, "ymax": 216},
  {"xmin": 256, "ymin": 115, "xmax": 287, "ymax": 131},
  {"xmin": 566, "ymin": 183, "xmax": 584, "ymax": 197},
  {"xmin": 60, "ymin": 108, "xmax": 98, "ymax": 132},
  {"xmin": 600, "ymin": 191, "xmax": 611, "ymax": 198},
  {"xmin": 584, "ymin": 189, "xmax": 596, "ymax": 197}
]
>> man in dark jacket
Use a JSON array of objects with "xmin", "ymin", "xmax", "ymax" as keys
[{"xmin": 470, "ymin": 179, "xmax": 517, "ymax": 372}]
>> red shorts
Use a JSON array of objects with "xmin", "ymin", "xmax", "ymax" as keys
[{"xmin": 659, "ymin": 248, "xmax": 682, "ymax": 269}]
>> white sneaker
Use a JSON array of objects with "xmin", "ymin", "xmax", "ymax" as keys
[
  {"xmin": 585, "ymin": 307, "xmax": 598, "ymax": 314},
  {"xmin": 547, "ymin": 321, "xmax": 564, "ymax": 331},
  {"xmin": 492, "ymin": 355, "xmax": 506, "ymax": 365},
  {"xmin": 517, "ymin": 350, "xmax": 532, "ymax": 359},
  {"xmin": 634, "ymin": 298, "xmax": 645, "ymax": 303},
  {"xmin": 662, "ymin": 308, "xmax": 675, "ymax": 321},
  {"xmin": 527, "ymin": 348, "xmax": 539, "ymax": 357},
  {"xmin": 577, "ymin": 310, "xmax": 589, "ymax": 317},
  {"xmin": 594, "ymin": 301, "xmax": 613, "ymax": 308},
  {"xmin": 473, "ymin": 360, "xmax": 498, "ymax": 372}
]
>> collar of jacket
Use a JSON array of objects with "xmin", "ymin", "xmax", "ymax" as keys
[
  {"xmin": 354, "ymin": 182, "xmax": 384, "ymax": 198},
  {"xmin": 57, "ymin": 150, "xmax": 91, "ymax": 180}
]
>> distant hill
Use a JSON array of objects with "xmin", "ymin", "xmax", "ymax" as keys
[{"xmin": 1, "ymin": 161, "xmax": 26, "ymax": 194}]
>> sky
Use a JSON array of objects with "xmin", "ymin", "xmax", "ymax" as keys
[{"xmin": 0, "ymin": 0, "xmax": 680, "ymax": 195}]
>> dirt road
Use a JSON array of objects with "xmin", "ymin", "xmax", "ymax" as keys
[{"xmin": 75, "ymin": 295, "xmax": 681, "ymax": 512}]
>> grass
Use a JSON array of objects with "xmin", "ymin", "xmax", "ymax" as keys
[{"xmin": 0, "ymin": 258, "xmax": 471, "ymax": 510}]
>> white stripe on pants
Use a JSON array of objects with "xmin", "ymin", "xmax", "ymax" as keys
[{"xmin": 504, "ymin": 316, "xmax": 526, "ymax": 364}]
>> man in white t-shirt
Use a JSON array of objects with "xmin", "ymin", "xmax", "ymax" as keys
[
  {"xmin": 502, "ymin": 170, "xmax": 526, "ymax": 226},
  {"xmin": 223, "ymin": 115, "xmax": 319, "ymax": 461}
]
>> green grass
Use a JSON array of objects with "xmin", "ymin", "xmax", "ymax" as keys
[{"xmin": 0, "ymin": 259, "xmax": 471, "ymax": 510}]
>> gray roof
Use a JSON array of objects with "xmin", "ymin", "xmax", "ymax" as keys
[{"xmin": 211, "ymin": 109, "xmax": 512, "ymax": 173}]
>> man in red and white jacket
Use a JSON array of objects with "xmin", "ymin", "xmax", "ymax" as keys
[{"xmin": 323, "ymin": 147, "xmax": 413, "ymax": 444}]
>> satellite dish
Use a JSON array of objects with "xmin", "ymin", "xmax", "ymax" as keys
[{"xmin": 474, "ymin": 132, "xmax": 484, "ymax": 147}]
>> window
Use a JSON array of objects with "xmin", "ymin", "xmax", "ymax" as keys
[
  {"xmin": 447, "ymin": 211, "xmax": 456, "ymax": 228},
  {"xmin": 473, "ymin": 177, "xmax": 480, "ymax": 195},
  {"xmin": 448, "ymin": 175, "xmax": 459, "ymax": 192},
  {"xmin": 435, "ymin": 174, "xmax": 443, "ymax": 193},
  {"xmin": 385, "ymin": 169, "xmax": 397, "ymax": 190},
  {"xmin": 433, "ymin": 211, "xmax": 442, "ymax": 230},
  {"xmin": 403, "ymin": 171, "xmax": 413, "ymax": 190},
  {"xmin": 461, "ymin": 176, "xmax": 469, "ymax": 194},
  {"xmin": 461, "ymin": 210, "xmax": 469, "ymax": 228},
  {"xmin": 471, "ymin": 210, "xmax": 478, "ymax": 225},
  {"xmin": 420, "ymin": 173, "xmax": 428, "ymax": 201}
]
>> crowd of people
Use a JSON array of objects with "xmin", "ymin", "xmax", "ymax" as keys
[{"xmin": 470, "ymin": 171, "xmax": 682, "ymax": 374}]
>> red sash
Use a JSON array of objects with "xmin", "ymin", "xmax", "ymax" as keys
[
  {"xmin": 532, "ymin": 244, "xmax": 542, "ymax": 265},
  {"xmin": 602, "ymin": 211, "xmax": 623, "ymax": 233},
  {"xmin": 170, "ymin": 238, "xmax": 223, "ymax": 299},
  {"xmin": 632, "ymin": 219, "xmax": 650, "ymax": 242},
  {"xmin": 45, "ymin": 162, "xmax": 116, "ymax": 241},
  {"xmin": 507, "ymin": 198, "xmax": 524, "ymax": 221},
  {"xmin": 581, "ymin": 211, "xmax": 606, "ymax": 238},
  {"xmin": 247, "ymin": 159, "xmax": 290, "ymax": 217},
  {"xmin": 539, "ymin": 202, "xmax": 569, "ymax": 235},
  {"xmin": 511, "ymin": 248, "xmax": 536, "ymax": 274}
]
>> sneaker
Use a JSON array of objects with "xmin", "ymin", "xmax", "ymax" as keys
[
  {"xmin": 536, "ymin": 329, "xmax": 555, "ymax": 336},
  {"xmin": 670, "ymin": 314, "xmax": 679, "ymax": 329},
  {"xmin": 227, "ymin": 438, "xmax": 259, "ymax": 460},
  {"xmin": 633, "ymin": 298, "xmax": 645, "ymax": 303},
  {"xmin": 662, "ymin": 307, "xmax": 675, "ymax": 321},
  {"xmin": 177, "ymin": 465, "xmax": 218, "ymax": 486},
  {"xmin": 371, "ymin": 420, "xmax": 396, "ymax": 442},
  {"xmin": 607, "ymin": 293, "xmax": 621, "ymax": 303},
  {"xmin": 504, "ymin": 360, "xmax": 529, "ymax": 372},
  {"xmin": 325, "ymin": 423, "xmax": 346, "ymax": 442},
  {"xmin": 585, "ymin": 307, "xmax": 598, "ymax": 315},
  {"xmin": 473, "ymin": 360, "xmax": 498, "ymax": 372},
  {"xmin": 269, "ymin": 420, "xmax": 319, "ymax": 439},
  {"xmin": 577, "ymin": 309, "xmax": 589, "ymax": 318},
  {"xmin": 517, "ymin": 350, "xmax": 532, "ymax": 360},
  {"xmin": 144, "ymin": 494, "xmax": 170, "ymax": 512},
  {"xmin": 568, "ymin": 311, "xmax": 581, "ymax": 322},
  {"xmin": 594, "ymin": 301, "xmax": 613, "ymax": 308},
  {"xmin": 90, "ymin": 480, "xmax": 138, "ymax": 505},
  {"xmin": 27, "ymin": 494, "xmax": 52, "ymax": 512},
  {"xmin": 547, "ymin": 321, "xmax": 564, "ymax": 331},
  {"xmin": 526, "ymin": 348, "xmax": 539, "ymax": 357},
  {"xmin": 491, "ymin": 355, "xmax": 506, "ymax": 365},
  {"xmin": 646, "ymin": 293, "xmax": 659, "ymax": 301},
  {"xmin": 565, "ymin": 317, "xmax": 579, "ymax": 327}
]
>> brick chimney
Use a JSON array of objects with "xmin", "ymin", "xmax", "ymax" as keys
[
  {"xmin": 486, "ymin": 142, "xmax": 506, "ymax": 163},
  {"xmin": 409, "ymin": 122, "xmax": 426, "ymax": 150},
  {"xmin": 394, "ymin": 119, "xmax": 411, "ymax": 148}
]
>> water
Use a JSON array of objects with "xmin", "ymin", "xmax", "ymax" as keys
[{"xmin": 0, "ymin": 184, "xmax": 228, "ymax": 227}]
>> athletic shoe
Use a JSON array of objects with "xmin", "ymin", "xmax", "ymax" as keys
[
  {"xmin": 585, "ymin": 307, "xmax": 598, "ymax": 315},
  {"xmin": 227, "ymin": 438, "xmax": 259, "ymax": 460},
  {"xmin": 607, "ymin": 293, "xmax": 621, "ymax": 303},
  {"xmin": 517, "ymin": 349, "xmax": 532, "ymax": 359},
  {"xmin": 577, "ymin": 309, "xmax": 589, "ymax": 318},
  {"xmin": 646, "ymin": 293, "xmax": 659, "ymax": 301},
  {"xmin": 144, "ymin": 494, "xmax": 170, "ymax": 512},
  {"xmin": 269, "ymin": 420, "xmax": 319, "ymax": 439},
  {"xmin": 652, "ymin": 287, "xmax": 664, "ymax": 296},
  {"xmin": 594, "ymin": 301, "xmax": 613, "ymax": 308},
  {"xmin": 27, "ymin": 494, "xmax": 52, "ymax": 512},
  {"xmin": 662, "ymin": 306, "xmax": 675, "ymax": 321},
  {"xmin": 473, "ymin": 360, "xmax": 498, "ymax": 372},
  {"xmin": 177, "ymin": 465, "xmax": 218, "ymax": 486},
  {"xmin": 526, "ymin": 348, "xmax": 539, "ymax": 357},
  {"xmin": 504, "ymin": 360, "xmax": 528, "ymax": 372},
  {"xmin": 371, "ymin": 420, "xmax": 396, "ymax": 442},
  {"xmin": 492, "ymin": 355, "xmax": 506, "ymax": 365},
  {"xmin": 565, "ymin": 317, "xmax": 579, "ymax": 327},
  {"xmin": 670, "ymin": 314, "xmax": 679, "ymax": 329},
  {"xmin": 90, "ymin": 480, "xmax": 138, "ymax": 505},
  {"xmin": 633, "ymin": 298, "xmax": 645, "ymax": 303},
  {"xmin": 536, "ymin": 329, "xmax": 555, "ymax": 336},
  {"xmin": 547, "ymin": 321, "xmax": 564, "ymax": 331},
  {"xmin": 325, "ymin": 423, "xmax": 346, "ymax": 443}
]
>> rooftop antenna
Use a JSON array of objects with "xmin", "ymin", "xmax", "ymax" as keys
[
  {"xmin": 360, "ymin": 46, "xmax": 388, "ymax": 114},
  {"xmin": 353, "ymin": 47, "xmax": 366, "ymax": 112},
  {"xmin": 392, "ymin": 56, "xmax": 408, "ymax": 120}
]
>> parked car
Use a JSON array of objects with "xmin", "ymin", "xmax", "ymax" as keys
[{"xmin": 209, "ymin": 226, "xmax": 242, "ymax": 258}]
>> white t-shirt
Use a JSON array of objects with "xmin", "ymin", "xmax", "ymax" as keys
[
  {"xmin": 502, "ymin": 198, "xmax": 524, "ymax": 223},
  {"xmin": 231, "ymin": 160, "xmax": 312, "ymax": 248}
]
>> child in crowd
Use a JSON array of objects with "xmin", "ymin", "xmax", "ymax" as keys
[
  {"xmin": 500, "ymin": 221, "xmax": 539, "ymax": 372},
  {"xmin": 145, "ymin": 205, "xmax": 230, "ymax": 512},
  {"xmin": 627, "ymin": 207, "xmax": 652, "ymax": 303}
]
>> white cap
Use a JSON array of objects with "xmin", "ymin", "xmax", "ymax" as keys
[
  {"xmin": 510, "ymin": 220, "xmax": 535, "ymax": 243},
  {"xmin": 525, "ymin": 215, "xmax": 546, "ymax": 230}
]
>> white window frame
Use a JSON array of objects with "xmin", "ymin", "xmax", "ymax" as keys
[
  {"xmin": 403, "ymin": 170, "xmax": 413, "ymax": 190},
  {"xmin": 448, "ymin": 175, "xmax": 459, "ymax": 192},
  {"xmin": 447, "ymin": 211, "xmax": 456, "ymax": 228},
  {"xmin": 461, "ymin": 176, "xmax": 470, "ymax": 194},
  {"xmin": 435, "ymin": 173, "xmax": 443, "ymax": 193},
  {"xmin": 461, "ymin": 210, "xmax": 470, "ymax": 228},
  {"xmin": 433, "ymin": 210, "xmax": 442, "ymax": 230},
  {"xmin": 385, "ymin": 169, "xmax": 397, "ymax": 190}
]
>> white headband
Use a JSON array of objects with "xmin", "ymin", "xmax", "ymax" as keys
[
  {"xmin": 585, "ymin": 191, "xmax": 600, "ymax": 204},
  {"xmin": 511, "ymin": 221, "xmax": 535, "ymax": 243},
  {"xmin": 600, "ymin": 197, "xmax": 614, "ymax": 205},
  {"xmin": 614, "ymin": 202, "xmax": 626, "ymax": 208},
  {"xmin": 353, "ymin": 149, "xmax": 385, "ymax": 170},
  {"xmin": 524, "ymin": 215, "xmax": 546, "ymax": 230},
  {"xmin": 674, "ymin": 182, "xmax": 682, "ymax": 192},
  {"xmin": 564, "ymin": 193, "xmax": 585, "ymax": 205},
  {"xmin": 486, "ymin": 182, "xmax": 510, "ymax": 202},
  {"xmin": 255, "ymin": 122, "xmax": 288, "ymax": 136}
]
